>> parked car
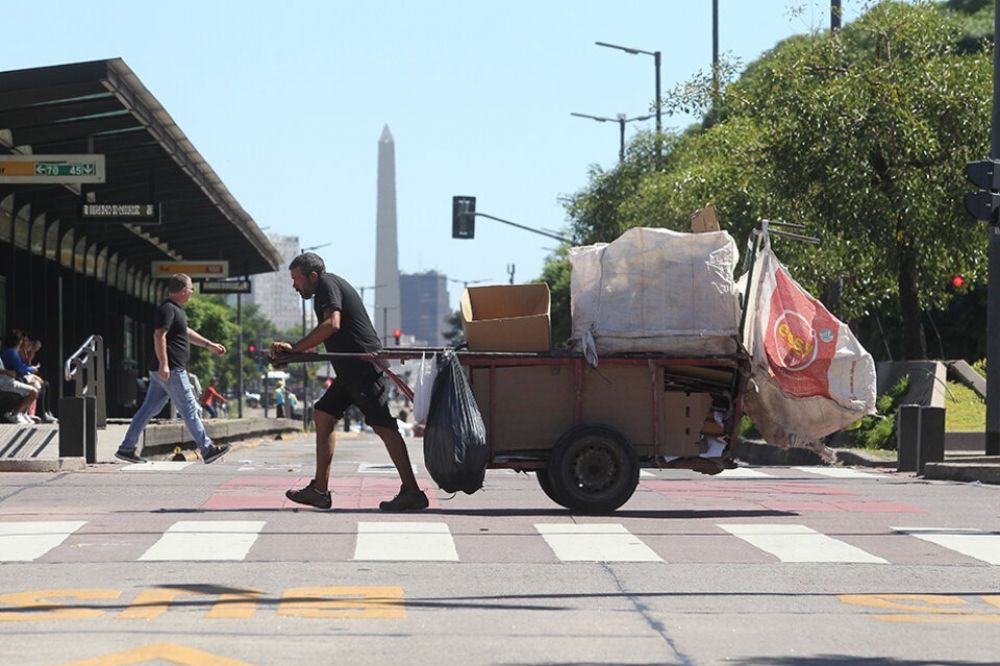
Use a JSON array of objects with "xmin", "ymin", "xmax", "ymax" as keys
[{"xmin": 244, "ymin": 391, "xmax": 261, "ymax": 407}]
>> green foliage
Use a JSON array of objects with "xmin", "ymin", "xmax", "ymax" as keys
[
  {"xmin": 973, "ymin": 357, "xmax": 987, "ymax": 377},
  {"xmin": 547, "ymin": 0, "xmax": 994, "ymax": 361},
  {"xmin": 536, "ymin": 247, "xmax": 572, "ymax": 347},
  {"xmin": 848, "ymin": 374, "xmax": 911, "ymax": 449},
  {"xmin": 442, "ymin": 310, "xmax": 465, "ymax": 346}
]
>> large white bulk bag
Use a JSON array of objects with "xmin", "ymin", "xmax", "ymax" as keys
[{"xmin": 570, "ymin": 227, "xmax": 742, "ymax": 359}]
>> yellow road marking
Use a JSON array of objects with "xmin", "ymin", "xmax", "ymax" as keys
[
  {"xmin": 278, "ymin": 586, "xmax": 405, "ymax": 619},
  {"xmin": 117, "ymin": 587, "xmax": 263, "ymax": 620},
  {"xmin": 839, "ymin": 594, "xmax": 1000, "ymax": 624},
  {"xmin": 0, "ymin": 588, "xmax": 120, "ymax": 621},
  {"xmin": 58, "ymin": 642, "xmax": 252, "ymax": 665}
]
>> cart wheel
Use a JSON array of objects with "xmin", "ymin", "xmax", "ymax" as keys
[
  {"xmin": 534, "ymin": 469, "xmax": 565, "ymax": 506},
  {"xmin": 548, "ymin": 425, "xmax": 639, "ymax": 514}
]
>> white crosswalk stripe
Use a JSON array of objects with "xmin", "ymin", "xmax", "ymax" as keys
[
  {"xmin": 719, "ymin": 523, "xmax": 888, "ymax": 563},
  {"xmin": 0, "ymin": 521, "xmax": 86, "ymax": 561},
  {"xmin": 535, "ymin": 523, "xmax": 663, "ymax": 562},
  {"xmin": 793, "ymin": 467, "xmax": 882, "ymax": 479},
  {"xmin": 715, "ymin": 468, "xmax": 773, "ymax": 478},
  {"xmin": 7, "ymin": 519, "xmax": 997, "ymax": 566},
  {"xmin": 139, "ymin": 521, "xmax": 266, "ymax": 561},
  {"xmin": 893, "ymin": 527, "xmax": 1000, "ymax": 565},
  {"xmin": 121, "ymin": 461, "xmax": 194, "ymax": 472},
  {"xmin": 354, "ymin": 522, "xmax": 458, "ymax": 561}
]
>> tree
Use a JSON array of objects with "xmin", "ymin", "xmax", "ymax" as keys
[{"xmin": 552, "ymin": 0, "xmax": 993, "ymax": 360}]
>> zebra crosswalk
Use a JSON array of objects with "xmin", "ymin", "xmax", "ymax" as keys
[{"xmin": 1, "ymin": 519, "xmax": 997, "ymax": 566}]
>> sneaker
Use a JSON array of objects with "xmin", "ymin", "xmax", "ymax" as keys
[
  {"xmin": 115, "ymin": 449, "xmax": 147, "ymax": 464},
  {"xmin": 16, "ymin": 413, "xmax": 33, "ymax": 425},
  {"xmin": 39, "ymin": 413, "xmax": 57, "ymax": 424},
  {"xmin": 1, "ymin": 412, "xmax": 19, "ymax": 424},
  {"xmin": 202, "ymin": 444, "xmax": 230, "ymax": 464},
  {"xmin": 379, "ymin": 485, "xmax": 429, "ymax": 512},
  {"xmin": 285, "ymin": 481, "xmax": 332, "ymax": 509}
]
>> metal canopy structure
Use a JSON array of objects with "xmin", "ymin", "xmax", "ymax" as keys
[{"xmin": 0, "ymin": 58, "xmax": 281, "ymax": 275}]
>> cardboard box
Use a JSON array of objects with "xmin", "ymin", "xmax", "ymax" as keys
[
  {"xmin": 690, "ymin": 205, "xmax": 721, "ymax": 233},
  {"xmin": 460, "ymin": 284, "xmax": 551, "ymax": 352}
]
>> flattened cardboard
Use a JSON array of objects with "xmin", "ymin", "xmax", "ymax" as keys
[{"xmin": 690, "ymin": 205, "xmax": 721, "ymax": 233}]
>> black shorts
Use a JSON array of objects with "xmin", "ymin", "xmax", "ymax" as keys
[{"xmin": 314, "ymin": 371, "xmax": 397, "ymax": 430}]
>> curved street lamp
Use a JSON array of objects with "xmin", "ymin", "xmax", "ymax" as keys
[{"xmin": 570, "ymin": 112, "xmax": 655, "ymax": 163}]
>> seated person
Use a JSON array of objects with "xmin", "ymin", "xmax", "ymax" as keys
[
  {"xmin": 0, "ymin": 353, "xmax": 37, "ymax": 425},
  {"xmin": 1, "ymin": 330, "xmax": 55, "ymax": 423}
]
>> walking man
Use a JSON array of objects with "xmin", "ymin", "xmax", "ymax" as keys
[
  {"xmin": 272, "ymin": 252, "xmax": 427, "ymax": 511},
  {"xmin": 115, "ymin": 274, "xmax": 230, "ymax": 464}
]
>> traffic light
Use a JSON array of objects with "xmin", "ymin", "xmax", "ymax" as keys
[
  {"xmin": 247, "ymin": 343, "xmax": 257, "ymax": 355},
  {"xmin": 964, "ymin": 159, "xmax": 1000, "ymax": 223},
  {"xmin": 393, "ymin": 329, "xmax": 402, "ymax": 345},
  {"xmin": 947, "ymin": 274, "xmax": 966, "ymax": 293},
  {"xmin": 452, "ymin": 196, "xmax": 476, "ymax": 239}
]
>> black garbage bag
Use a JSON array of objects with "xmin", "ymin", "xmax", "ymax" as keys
[{"xmin": 422, "ymin": 350, "xmax": 489, "ymax": 494}]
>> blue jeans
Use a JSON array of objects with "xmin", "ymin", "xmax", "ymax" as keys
[{"xmin": 119, "ymin": 370, "xmax": 213, "ymax": 454}]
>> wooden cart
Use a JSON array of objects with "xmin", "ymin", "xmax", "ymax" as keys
[{"xmin": 281, "ymin": 349, "xmax": 749, "ymax": 514}]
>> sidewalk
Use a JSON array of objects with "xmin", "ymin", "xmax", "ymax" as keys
[
  {"xmin": 0, "ymin": 416, "xmax": 302, "ymax": 471},
  {"xmin": 736, "ymin": 437, "xmax": 1000, "ymax": 485}
]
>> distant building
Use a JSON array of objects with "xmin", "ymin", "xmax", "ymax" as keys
[
  {"xmin": 249, "ymin": 234, "xmax": 315, "ymax": 333},
  {"xmin": 400, "ymin": 271, "xmax": 450, "ymax": 346}
]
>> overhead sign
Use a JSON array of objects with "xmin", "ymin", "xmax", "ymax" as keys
[
  {"xmin": 0, "ymin": 154, "xmax": 105, "ymax": 184},
  {"xmin": 200, "ymin": 279, "xmax": 251, "ymax": 294},
  {"xmin": 151, "ymin": 260, "xmax": 229, "ymax": 279},
  {"xmin": 79, "ymin": 202, "xmax": 161, "ymax": 225}
]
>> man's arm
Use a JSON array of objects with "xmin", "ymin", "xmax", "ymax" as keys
[
  {"xmin": 272, "ymin": 308, "xmax": 340, "ymax": 359},
  {"xmin": 153, "ymin": 328, "xmax": 170, "ymax": 381},
  {"xmin": 187, "ymin": 328, "xmax": 226, "ymax": 356}
]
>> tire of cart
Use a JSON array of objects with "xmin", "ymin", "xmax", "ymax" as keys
[{"xmin": 542, "ymin": 424, "xmax": 640, "ymax": 514}]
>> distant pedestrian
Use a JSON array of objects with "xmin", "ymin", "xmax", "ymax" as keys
[
  {"xmin": 272, "ymin": 252, "xmax": 427, "ymax": 511},
  {"xmin": 114, "ymin": 274, "xmax": 230, "ymax": 464},
  {"xmin": 201, "ymin": 377, "xmax": 228, "ymax": 418},
  {"xmin": 274, "ymin": 379, "xmax": 286, "ymax": 418}
]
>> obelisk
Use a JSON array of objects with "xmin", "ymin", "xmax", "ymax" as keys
[{"xmin": 374, "ymin": 125, "xmax": 401, "ymax": 345}]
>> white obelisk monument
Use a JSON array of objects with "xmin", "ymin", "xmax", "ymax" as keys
[{"xmin": 374, "ymin": 125, "xmax": 401, "ymax": 345}]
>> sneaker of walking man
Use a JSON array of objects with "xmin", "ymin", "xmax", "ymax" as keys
[
  {"xmin": 115, "ymin": 273, "xmax": 230, "ymax": 469},
  {"xmin": 274, "ymin": 252, "xmax": 426, "ymax": 512}
]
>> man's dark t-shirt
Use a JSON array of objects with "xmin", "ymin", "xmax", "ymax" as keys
[
  {"xmin": 151, "ymin": 299, "xmax": 190, "ymax": 371},
  {"xmin": 312, "ymin": 273, "xmax": 382, "ymax": 381}
]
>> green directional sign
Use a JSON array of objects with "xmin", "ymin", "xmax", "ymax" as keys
[{"xmin": 0, "ymin": 154, "xmax": 106, "ymax": 184}]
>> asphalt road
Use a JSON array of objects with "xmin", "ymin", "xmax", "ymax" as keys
[{"xmin": 1, "ymin": 431, "xmax": 999, "ymax": 666}]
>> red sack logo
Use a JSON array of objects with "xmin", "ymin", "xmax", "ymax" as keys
[{"xmin": 763, "ymin": 266, "xmax": 837, "ymax": 398}]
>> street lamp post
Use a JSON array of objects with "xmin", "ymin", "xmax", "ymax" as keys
[
  {"xmin": 571, "ymin": 112, "xmax": 654, "ymax": 163},
  {"xmin": 299, "ymin": 242, "xmax": 331, "ymax": 430},
  {"xmin": 595, "ymin": 41, "xmax": 662, "ymax": 159}
]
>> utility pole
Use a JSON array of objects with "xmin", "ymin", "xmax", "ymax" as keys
[{"xmin": 989, "ymin": 0, "xmax": 1000, "ymax": 455}]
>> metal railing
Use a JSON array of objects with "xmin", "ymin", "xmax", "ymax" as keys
[{"xmin": 63, "ymin": 335, "xmax": 106, "ymax": 428}]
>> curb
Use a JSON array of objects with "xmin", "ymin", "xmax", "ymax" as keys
[{"xmin": 0, "ymin": 458, "xmax": 86, "ymax": 473}]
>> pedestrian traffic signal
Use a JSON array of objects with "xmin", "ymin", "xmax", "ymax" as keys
[
  {"xmin": 393, "ymin": 329, "xmax": 402, "ymax": 345},
  {"xmin": 965, "ymin": 159, "xmax": 1000, "ymax": 223},
  {"xmin": 452, "ymin": 196, "xmax": 476, "ymax": 239},
  {"xmin": 247, "ymin": 343, "xmax": 257, "ymax": 354}
]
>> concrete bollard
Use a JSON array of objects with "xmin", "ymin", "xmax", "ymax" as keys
[
  {"xmin": 917, "ymin": 405, "xmax": 945, "ymax": 474},
  {"xmin": 58, "ymin": 396, "xmax": 97, "ymax": 463}
]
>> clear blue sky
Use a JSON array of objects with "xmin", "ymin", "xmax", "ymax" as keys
[{"xmin": 6, "ymin": 0, "xmax": 866, "ymax": 313}]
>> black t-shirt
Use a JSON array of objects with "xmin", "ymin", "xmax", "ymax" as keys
[
  {"xmin": 312, "ymin": 273, "xmax": 382, "ymax": 381},
  {"xmin": 151, "ymin": 299, "xmax": 190, "ymax": 371}
]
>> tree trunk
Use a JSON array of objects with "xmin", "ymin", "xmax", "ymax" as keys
[{"xmin": 897, "ymin": 243, "xmax": 927, "ymax": 360}]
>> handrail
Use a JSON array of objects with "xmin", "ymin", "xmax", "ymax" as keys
[{"xmin": 65, "ymin": 335, "xmax": 99, "ymax": 382}]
